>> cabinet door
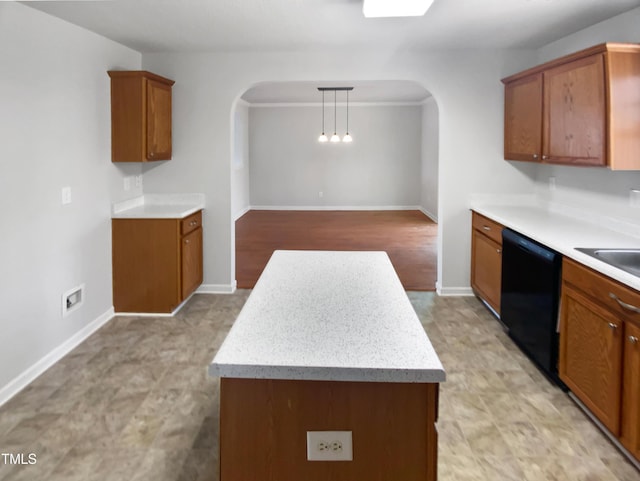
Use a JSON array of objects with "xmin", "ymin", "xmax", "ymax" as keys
[
  {"xmin": 146, "ymin": 79, "xmax": 172, "ymax": 160},
  {"xmin": 112, "ymin": 218, "xmax": 180, "ymax": 313},
  {"xmin": 471, "ymin": 230, "xmax": 502, "ymax": 314},
  {"xmin": 622, "ymin": 322, "xmax": 640, "ymax": 458},
  {"xmin": 181, "ymin": 227, "xmax": 203, "ymax": 300},
  {"xmin": 559, "ymin": 286, "xmax": 623, "ymax": 434},
  {"xmin": 543, "ymin": 54, "xmax": 606, "ymax": 166},
  {"xmin": 504, "ymin": 73, "xmax": 542, "ymax": 162}
]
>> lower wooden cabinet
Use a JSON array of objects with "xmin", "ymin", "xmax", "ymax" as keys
[
  {"xmin": 470, "ymin": 211, "xmax": 504, "ymax": 314},
  {"xmin": 181, "ymin": 226, "xmax": 203, "ymax": 300},
  {"xmin": 112, "ymin": 210, "xmax": 203, "ymax": 313},
  {"xmin": 559, "ymin": 284, "xmax": 623, "ymax": 433},
  {"xmin": 559, "ymin": 258, "xmax": 640, "ymax": 461},
  {"xmin": 622, "ymin": 321, "xmax": 640, "ymax": 459}
]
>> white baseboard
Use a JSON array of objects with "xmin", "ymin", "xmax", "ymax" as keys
[
  {"xmin": 437, "ymin": 286, "xmax": 474, "ymax": 296},
  {"xmin": 249, "ymin": 205, "xmax": 423, "ymax": 211},
  {"xmin": 197, "ymin": 282, "xmax": 237, "ymax": 294},
  {"xmin": 419, "ymin": 208, "xmax": 438, "ymax": 223},
  {"xmin": 234, "ymin": 206, "xmax": 251, "ymax": 221},
  {"xmin": 0, "ymin": 307, "xmax": 115, "ymax": 408}
]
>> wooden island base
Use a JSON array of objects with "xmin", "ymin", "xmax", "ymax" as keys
[{"xmin": 219, "ymin": 378, "xmax": 439, "ymax": 481}]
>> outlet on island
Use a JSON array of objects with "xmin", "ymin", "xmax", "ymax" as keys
[{"xmin": 306, "ymin": 431, "xmax": 352, "ymax": 461}]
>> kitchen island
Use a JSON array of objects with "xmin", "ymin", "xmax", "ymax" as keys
[{"xmin": 210, "ymin": 250, "xmax": 445, "ymax": 481}]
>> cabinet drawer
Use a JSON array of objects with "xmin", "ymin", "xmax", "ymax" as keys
[
  {"xmin": 181, "ymin": 211, "xmax": 202, "ymax": 235},
  {"xmin": 563, "ymin": 258, "xmax": 640, "ymax": 322},
  {"xmin": 472, "ymin": 212, "xmax": 504, "ymax": 245}
]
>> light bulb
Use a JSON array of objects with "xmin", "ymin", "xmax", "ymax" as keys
[
  {"xmin": 330, "ymin": 133, "xmax": 340, "ymax": 143},
  {"xmin": 318, "ymin": 133, "xmax": 328, "ymax": 143},
  {"xmin": 343, "ymin": 133, "xmax": 352, "ymax": 143}
]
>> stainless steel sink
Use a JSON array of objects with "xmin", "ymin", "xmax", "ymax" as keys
[{"xmin": 575, "ymin": 248, "xmax": 640, "ymax": 277}]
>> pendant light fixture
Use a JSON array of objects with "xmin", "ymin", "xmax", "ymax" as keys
[
  {"xmin": 330, "ymin": 89, "xmax": 340, "ymax": 142},
  {"xmin": 343, "ymin": 89, "xmax": 352, "ymax": 143},
  {"xmin": 318, "ymin": 90, "xmax": 328, "ymax": 143},
  {"xmin": 317, "ymin": 87, "xmax": 354, "ymax": 143}
]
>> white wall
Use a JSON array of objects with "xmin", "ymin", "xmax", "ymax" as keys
[
  {"xmin": 0, "ymin": 3, "xmax": 141, "ymax": 400},
  {"xmin": 232, "ymin": 101, "xmax": 250, "ymax": 219},
  {"xmin": 530, "ymin": 7, "xmax": 640, "ymax": 225},
  {"xmin": 248, "ymin": 104, "xmax": 422, "ymax": 208},
  {"xmin": 142, "ymin": 49, "xmax": 539, "ymax": 293},
  {"xmin": 421, "ymin": 97, "xmax": 439, "ymax": 221}
]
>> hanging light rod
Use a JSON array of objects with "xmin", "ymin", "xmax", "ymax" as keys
[{"xmin": 317, "ymin": 87, "xmax": 354, "ymax": 92}]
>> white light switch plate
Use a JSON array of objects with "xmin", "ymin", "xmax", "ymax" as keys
[
  {"xmin": 61, "ymin": 186, "xmax": 72, "ymax": 205},
  {"xmin": 307, "ymin": 431, "xmax": 352, "ymax": 461}
]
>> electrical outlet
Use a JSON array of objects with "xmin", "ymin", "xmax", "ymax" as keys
[
  {"xmin": 307, "ymin": 431, "xmax": 352, "ymax": 461},
  {"xmin": 319, "ymin": 191, "xmax": 324, "ymax": 198},
  {"xmin": 548, "ymin": 176, "xmax": 556, "ymax": 191},
  {"xmin": 630, "ymin": 189, "xmax": 640, "ymax": 208},
  {"xmin": 124, "ymin": 176, "xmax": 131, "ymax": 191},
  {"xmin": 135, "ymin": 175, "xmax": 143, "ymax": 189}
]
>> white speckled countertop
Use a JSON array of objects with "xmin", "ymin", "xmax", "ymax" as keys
[
  {"xmin": 471, "ymin": 203, "xmax": 640, "ymax": 291},
  {"xmin": 210, "ymin": 250, "xmax": 445, "ymax": 383},
  {"xmin": 112, "ymin": 193, "xmax": 205, "ymax": 219}
]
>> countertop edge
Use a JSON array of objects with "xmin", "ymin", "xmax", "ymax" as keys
[
  {"xmin": 209, "ymin": 363, "xmax": 446, "ymax": 383},
  {"xmin": 111, "ymin": 204, "xmax": 204, "ymax": 219},
  {"xmin": 112, "ymin": 193, "xmax": 206, "ymax": 219}
]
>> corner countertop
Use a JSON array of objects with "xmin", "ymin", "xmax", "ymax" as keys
[
  {"xmin": 112, "ymin": 193, "xmax": 205, "ymax": 219},
  {"xmin": 209, "ymin": 250, "xmax": 446, "ymax": 383},
  {"xmin": 471, "ymin": 203, "xmax": 640, "ymax": 291}
]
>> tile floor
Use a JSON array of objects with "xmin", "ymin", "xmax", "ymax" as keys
[{"xmin": 0, "ymin": 292, "xmax": 638, "ymax": 481}]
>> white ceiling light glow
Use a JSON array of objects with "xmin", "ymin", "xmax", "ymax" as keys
[{"xmin": 363, "ymin": 0, "xmax": 435, "ymax": 18}]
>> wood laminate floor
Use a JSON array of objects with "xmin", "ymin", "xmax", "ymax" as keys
[
  {"xmin": 1, "ymin": 293, "xmax": 638, "ymax": 481},
  {"xmin": 235, "ymin": 210, "xmax": 437, "ymax": 290}
]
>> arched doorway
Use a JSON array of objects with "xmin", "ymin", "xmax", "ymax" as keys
[{"xmin": 230, "ymin": 80, "xmax": 440, "ymax": 290}]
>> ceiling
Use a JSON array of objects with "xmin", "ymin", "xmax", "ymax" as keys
[
  {"xmin": 241, "ymin": 81, "xmax": 431, "ymax": 105},
  {"xmin": 25, "ymin": 0, "xmax": 640, "ymax": 53},
  {"xmin": 23, "ymin": 0, "xmax": 640, "ymax": 104}
]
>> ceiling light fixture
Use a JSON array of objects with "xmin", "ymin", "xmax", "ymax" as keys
[
  {"xmin": 363, "ymin": 0, "xmax": 435, "ymax": 18},
  {"xmin": 318, "ymin": 90, "xmax": 328, "ymax": 142},
  {"xmin": 317, "ymin": 87, "xmax": 354, "ymax": 144}
]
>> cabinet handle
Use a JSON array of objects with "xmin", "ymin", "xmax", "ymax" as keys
[
  {"xmin": 190, "ymin": 221, "xmax": 197, "ymax": 226},
  {"xmin": 609, "ymin": 292, "xmax": 640, "ymax": 314},
  {"xmin": 542, "ymin": 155, "xmax": 548, "ymax": 160},
  {"xmin": 185, "ymin": 239, "xmax": 190, "ymax": 244},
  {"xmin": 608, "ymin": 322, "xmax": 618, "ymax": 330},
  {"xmin": 532, "ymin": 154, "xmax": 538, "ymax": 159},
  {"xmin": 630, "ymin": 336, "xmax": 639, "ymax": 345},
  {"xmin": 497, "ymin": 249, "xmax": 501, "ymax": 254},
  {"xmin": 482, "ymin": 225, "xmax": 491, "ymax": 231}
]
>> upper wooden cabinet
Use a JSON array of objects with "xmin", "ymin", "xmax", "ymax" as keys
[
  {"xmin": 502, "ymin": 43, "xmax": 640, "ymax": 170},
  {"xmin": 504, "ymin": 73, "xmax": 542, "ymax": 162},
  {"xmin": 108, "ymin": 70, "xmax": 175, "ymax": 162}
]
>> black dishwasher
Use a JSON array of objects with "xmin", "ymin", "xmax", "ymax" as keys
[{"xmin": 500, "ymin": 229, "xmax": 565, "ymax": 388}]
